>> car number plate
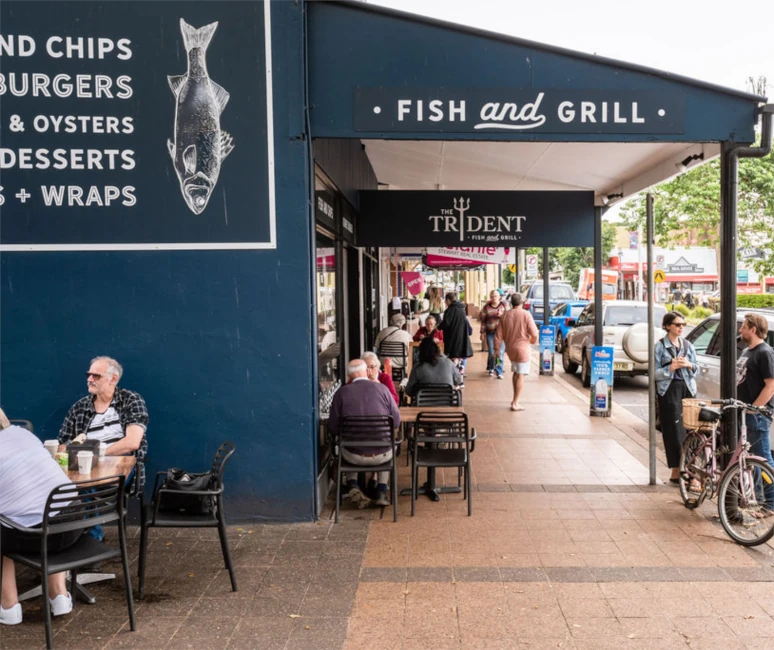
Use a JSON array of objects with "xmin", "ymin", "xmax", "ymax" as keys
[{"xmin": 613, "ymin": 362, "xmax": 632, "ymax": 371}]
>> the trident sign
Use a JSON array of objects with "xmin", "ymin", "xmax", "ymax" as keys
[{"xmin": 453, "ymin": 197, "xmax": 470, "ymax": 242}]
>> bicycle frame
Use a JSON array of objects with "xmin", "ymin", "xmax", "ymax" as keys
[{"xmin": 684, "ymin": 404, "xmax": 770, "ymax": 501}]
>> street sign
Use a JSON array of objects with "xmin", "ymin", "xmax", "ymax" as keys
[
  {"xmin": 654, "ymin": 269, "xmax": 666, "ymax": 284},
  {"xmin": 655, "ymin": 255, "xmax": 665, "ymax": 271},
  {"xmin": 526, "ymin": 254, "xmax": 538, "ymax": 279},
  {"xmin": 508, "ymin": 264, "xmax": 516, "ymax": 273}
]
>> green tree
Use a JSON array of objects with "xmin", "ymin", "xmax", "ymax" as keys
[
  {"xmin": 553, "ymin": 221, "xmax": 617, "ymax": 289},
  {"xmin": 618, "ymin": 143, "xmax": 774, "ymax": 277}
]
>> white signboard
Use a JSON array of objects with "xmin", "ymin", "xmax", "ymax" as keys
[{"xmin": 526, "ymin": 254, "xmax": 539, "ymax": 278}]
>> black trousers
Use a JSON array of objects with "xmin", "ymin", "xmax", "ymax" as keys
[
  {"xmin": 658, "ymin": 379, "xmax": 691, "ymax": 468},
  {"xmin": 1, "ymin": 525, "xmax": 83, "ymax": 555}
]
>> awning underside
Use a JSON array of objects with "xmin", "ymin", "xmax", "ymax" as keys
[{"xmin": 363, "ymin": 140, "xmax": 720, "ymax": 206}]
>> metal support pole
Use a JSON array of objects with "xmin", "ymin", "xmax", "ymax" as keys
[
  {"xmin": 542, "ymin": 247, "xmax": 550, "ymax": 327},
  {"xmin": 720, "ymin": 142, "xmax": 739, "ymax": 452},
  {"xmin": 719, "ymin": 106, "xmax": 773, "ymax": 456},
  {"xmin": 646, "ymin": 194, "xmax": 656, "ymax": 485},
  {"xmin": 593, "ymin": 207, "xmax": 604, "ymax": 347}
]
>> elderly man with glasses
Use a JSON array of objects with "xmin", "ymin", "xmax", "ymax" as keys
[
  {"xmin": 362, "ymin": 351, "xmax": 400, "ymax": 406},
  {"xmin": 58, "ymin": 357, "xmax": 148, "ymax": 541}
]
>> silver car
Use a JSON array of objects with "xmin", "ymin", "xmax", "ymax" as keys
[
  {"xmin": 562, "ymin": 300, "xmax": 667, "ymax": 387},
  {"xmin": 684, "ymin": 308, "xmax": 774, "ymax": 400}
]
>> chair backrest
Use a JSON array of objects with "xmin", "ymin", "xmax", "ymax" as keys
[
  {"xmin": 9, "ymin": 419, "xmax": 33, "ymax": 432},
  {"xmin": 43, "ymin": 475, "xmax": 125, "ymax": 537},
  {"xmin": 415, "ymin": 384, "xmax": 460, "ymax": 406},
  {"xmin": 210, "ymin": 442, "xmax": 236, "ymax": 486},
  {"xmin": 339, "ymin": 415, "xmax": 396, "ymax": 452},
  {"xmin": 414, "ymin": 411, "xmax": 469, "ymax": 445},
  {"xmin": 378, "ymin": 341, "xmax": 407, "ymax": 362}
]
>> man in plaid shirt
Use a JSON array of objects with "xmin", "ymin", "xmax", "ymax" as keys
[{"xmin": 59, "ymin": 356, "xmax": 148, "ymax": 489}]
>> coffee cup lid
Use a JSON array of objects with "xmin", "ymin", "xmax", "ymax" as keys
[{"xmin": 77, "ymin": 450, "xmax": 93, "ymax": 457}]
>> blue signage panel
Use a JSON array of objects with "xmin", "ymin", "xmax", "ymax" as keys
[
  {"xmin": 355, "ymin": 89, "xmax": 684, "ymax": 134},
  {"xmin": 358, "ymin": 191, "xmax": 594, "ymax": 248},
  {"xmin": 589, "ymin": 346, "xmax": 614, "ymax": 418},
  {"xmin": 0, "ymin": 1, "xmax": 274, "ymax": 249},
  {"xmin": 539, "ymin": 325, "xmax": 556, "ymax": 376}
]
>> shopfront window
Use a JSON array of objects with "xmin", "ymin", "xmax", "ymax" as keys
[{"xmin": 316, "ymin": 232, "xmax": 339, "ymax": 413}]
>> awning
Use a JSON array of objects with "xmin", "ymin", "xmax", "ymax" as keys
[{"xmin": 309, "ymin": 1, "xmax": 765, "ymax": 206}]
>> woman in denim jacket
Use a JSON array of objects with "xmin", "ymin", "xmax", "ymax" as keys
[{"xmin": 654, "ymin": 311, "xmax": 698, "ymax": 482}]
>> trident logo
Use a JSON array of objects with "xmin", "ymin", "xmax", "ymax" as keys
[{"xmin": 453, "ymin": 197, "xmax": 470, "ymax": 242}]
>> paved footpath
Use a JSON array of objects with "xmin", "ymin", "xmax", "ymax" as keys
[{"xmin": 4, "ymin": 346, "xmax": 774, "ymax": 649}]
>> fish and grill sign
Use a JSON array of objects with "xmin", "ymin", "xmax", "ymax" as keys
[{"xmin": 0, "ymin": 1, "xmax": 274, "ymax": 250}]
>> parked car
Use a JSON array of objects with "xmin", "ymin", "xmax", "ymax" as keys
[
  {"xmin": 548, "ymin": 301, "xmax": 589, "ymax": 352},
  {"xmin": 685, "ymin": 309, "xmax": 774, "ymax": 400},
  {"xmin": 519, "ymin": 281, "xmax": 576, "ymax": 327},
  {"xmin": 562, "ymin": 300, "xmax": 667, "ymax": 387}
]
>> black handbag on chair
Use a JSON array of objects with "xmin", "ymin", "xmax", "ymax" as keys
[{"xmin": 158, "ymin": 468, "xmax": 214, "ymax": 514}]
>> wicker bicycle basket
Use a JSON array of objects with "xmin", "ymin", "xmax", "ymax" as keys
[{"xmin": 681, "ymin": 398, "xmax": 715, "ymax": 431}]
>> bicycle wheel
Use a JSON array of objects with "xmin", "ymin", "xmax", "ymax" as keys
[
  {"xmin": 718, "ymin": 458, "xmax": 774, "ymax": 546},
  {"xmin": 679, "ymin": 432, "xmax": 709, "ymax": 508}
]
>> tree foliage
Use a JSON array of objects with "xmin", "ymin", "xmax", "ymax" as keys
[
  {"xmin": 522, "ymin": 221, "xmax": 616, "ymax": 289},
  {"xmin": 617, "ymin": 144, "xmax": 774, "ymax": 276}
]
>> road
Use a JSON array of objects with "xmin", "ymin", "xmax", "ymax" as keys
[
  {"xmin": 559, "ymin": 369, "xmax": 650, "ymax": 421},
  {"xmin": 555, "ymin": 324, "xmax": 695, "ymax": 423}
]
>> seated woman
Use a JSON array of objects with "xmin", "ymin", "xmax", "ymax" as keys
[
  {"xmin": 405, "ymin": 335, "xmax": 462, "ymax": 398},
  {"xmin": 1, "ymin": 411, "xmax": 78, "ymax": 625},
  {"xmin": 412, "ymin": 314, "xmax": 444, "ymax": 343}
]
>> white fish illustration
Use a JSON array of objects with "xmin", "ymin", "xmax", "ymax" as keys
[{"xmin": 167, "ymin": 18, "xmax": 234, "ymax": 215}]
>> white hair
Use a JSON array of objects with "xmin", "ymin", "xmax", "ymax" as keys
[
  {"xmin": 347, "ymin": 359, "xmax": 367, "ymax": 377},
  {"xmin": 362, "ymin": 351, "xmax": 380, "ymax": 365},
  {"xmin": 0, "ymin": 408, "xmax": 10, "ymax": 430},
  {"xmin": 92, "ymin": 356, "xmax": 123, "ymax": 381}
]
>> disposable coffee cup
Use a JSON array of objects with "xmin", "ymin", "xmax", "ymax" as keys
[
  {"xmin": 98, "ymin": 442, "xmax": 107, "ymax": 458},
  {"xmin": 44, "ymin": 440, "xmax": 59, "ymax": 457},
  {"xmin": 77, "ymin": 450, "xmax": 94, "ymax": 475}
]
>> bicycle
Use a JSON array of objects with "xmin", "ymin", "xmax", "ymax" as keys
[{"xmin": 678, "ymin": 398, "xmax": 774, "ymax": 546}]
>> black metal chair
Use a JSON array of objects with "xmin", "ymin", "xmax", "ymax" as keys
[
  {"xmin": 415, "ymin": 384, "xmax": 462, "ymax": 407},
  {"xmin": 402, "ymin": 384, "xmax": 462, "ymax": 466},
  {"xmin": 9, "ymin": 419, "xmax": 34, "ymax": 432},
  {"xmin": 334, "ymin": 415, "xmax": 399, "ymax": 523},
  {"xmin": 377, "ymin": 341, "xmax": 408, "ymax": 383},
  {"xmin": 0, "ymin": 476, "xmax": 135, "ymax": 649},
  {"xmin": 411, "ymin": 411, "xmax": 475, "ymax": 516},
  {"xmin": 137, "ymin": 442, "xmax": 237, "ymax": 600}
]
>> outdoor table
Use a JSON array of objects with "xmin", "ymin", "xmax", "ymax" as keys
[
  {"xmin": 19, "ymin": 455, "xmax": 137, "ymax": 605},
  {"xmin": 398, "ymin": 406, "xmax": 466, "ymax": 502},
  {"xmin": 398, "ymin": 405, "xmax": 464, "ymax": 423}
]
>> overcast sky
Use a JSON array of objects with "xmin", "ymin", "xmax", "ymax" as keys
[{"xmin": 370, "ymin": 0, "xmax": 773, "ymax": 96}]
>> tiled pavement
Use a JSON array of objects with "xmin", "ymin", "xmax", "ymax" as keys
[{"xmin": 4, "ymin": 344, "xmax": 774, "ymax": 649}]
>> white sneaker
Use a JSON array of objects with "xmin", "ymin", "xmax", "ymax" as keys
[
  {"xmin": 49, "ymin": 593, "xmax": 73, "ymax": 617},
  {"xmin": 0, "ymin": 603, "xmax": 22, "ymax": 625}
]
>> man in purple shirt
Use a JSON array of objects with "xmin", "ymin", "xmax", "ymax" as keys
[{"xmin": 329, "ymin": 359, "xmax": 401, "ymax": 508}]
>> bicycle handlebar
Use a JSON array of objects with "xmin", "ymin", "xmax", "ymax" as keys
[{"xmin": 709, "ymin": 398, "xmax": 773, "ymax": 418}]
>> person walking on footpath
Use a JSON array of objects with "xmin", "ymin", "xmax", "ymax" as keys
[
  {"xmin": 438, "ymin": 292, "xmax": 474, "ymax": 380},
  {"xmin": 736, "ymin": 312, "xmax": 774, "ymax": 511},
  {"xmin": 495, "ymin": 293, "xmax": 538, "ymax": 411},
  {"xmin": 654, "ymin": 311, "xmax": 698, "ymax": 483},
  {"xmin": 480, "ymin": 290, "xmax": 508, "ymax": 378}
]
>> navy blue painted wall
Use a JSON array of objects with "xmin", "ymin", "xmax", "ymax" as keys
[
  {"xmin": 314, "ymin": 138, "xmax": 378, "ymax": 207},
  {"xmin": 0, "ymin": 1, "xmax": 316, "ymax": 521},
  {"xmin": 307, "ymin": 2, "xmax": 758, "ymax": 143}
]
